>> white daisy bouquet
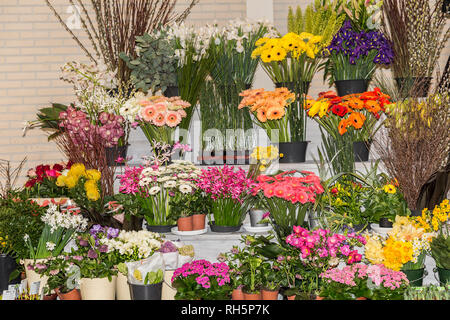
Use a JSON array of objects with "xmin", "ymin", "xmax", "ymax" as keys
[
  {"xmin": 137, "ymin": 160, "xmax": 202, "ymax": 226},
  {"xmin": 24, "ymin": 204, "xmax": 88, "ymax": 259}
]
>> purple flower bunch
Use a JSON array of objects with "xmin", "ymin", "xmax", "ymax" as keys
[
  {"xmin": 327, "ymin": 20, "xmax": 394, "ymax": 65},
  {"xmin": 89, "ymin": 224, "xmax": 119, "ymax": 245},
  {"xmin": 59, "ymin": 106, "xmax": 125, "ymax": 148},
  {"xmin": 195, "ymin": 165, "xmax": 256, "ymax": 203},
  {"xmin": 320, "ymin": 263, "xmax": 409, "ymax": 290},
  {"xmin": 160, "ymin": 241, "xmax": 178, "ymax": 253},
  {"xmin": 172, "ymin": 260, "xmax": 231, "ymax": 289}
]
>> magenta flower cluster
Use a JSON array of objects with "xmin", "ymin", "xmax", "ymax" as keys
[
  {"xmin": 320, "ymin": 263, "xmax": 409, "ymax": 290},
  {"xmin": 286, "ymin": 226, "xmax": 366, "ymax": 264},
  {"xmin": 195, "ymin": 165, "xmax": 256, "ymax": 203},
  {"xmin": 117, "ymin": 166, "xmax": 144, "ymax": 195},
  {"xmin": 59, "ymin": 106, "xmax": 125, "ymax": 148},
  {"xmin": 172, "ymin": 260, "xmax": 231, "ymax": 289}
]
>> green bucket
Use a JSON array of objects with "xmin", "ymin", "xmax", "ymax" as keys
[
  {"xmin": 402, "ymin": 268, "xmax": 426, "ymax": 287},
  {"xmin": 435, "ymin": 268, "xmax": 450, "ymax": 285}
]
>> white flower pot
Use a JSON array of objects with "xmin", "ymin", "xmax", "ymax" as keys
[
  {"xmin": 161, "ymin": 270, "xmax": 176, "ymax": 301},
  {"xmin": 116, "ymin": 272, "xmax": 131, "ymax": 300},
  {"xmin": 23, "ymin": 259, "xmax": 48, "ymax": 292},
  {"xmin": 79, "ymin": 276, "xmax": 116, "ymax": 300}
]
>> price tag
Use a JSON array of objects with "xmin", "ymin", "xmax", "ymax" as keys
[
  {"xmin": 30, "ymin": 281, "xmax": 41, "ymax": 295},
  {"xmin": 2, "ymin": 290, "xmax": 15, "ymax": 300},
  {"xmin": 19, "ymin": 279, "xmax": 27, "ymax": 294}
]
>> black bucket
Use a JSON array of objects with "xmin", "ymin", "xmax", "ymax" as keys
[
  {"xmin": 105, "ymin": 144, "xmax": 129, "ymax": 166},
  {"xmin": 209, "ymin": 222, "xmax": 242, "ymax": 233},
  {"xmin": 335, "ymin": 79, "xmax": 368, "ymax": 97},
  {"xmin": 279, "ymin": 141, "xmax": 309, "ymax": 163},
  {"xmin": 353, "ymin": 141, "xmax": 371, "ymax": 162},
  {"xmin": 163, "ymin": 86, "xmax": 179, "ymax": 98},
  {"xmin": 0, "ymin": 254, "xmax": 20, "ymax": 292},
  {"xmin": 128, "ymin": 281, "xmax": 162, "ymax": 300},
  {"xmin": 379, "ymin": 218, "xmax": 393, "ymax": 228},
  {"xmin": 145, "ymin": 224, "xmax": 176, "ymax": 233}
]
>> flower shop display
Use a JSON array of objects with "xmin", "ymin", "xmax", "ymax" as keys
[
  {"xmin": 364, "ymin": 216, "xmax": 434, "ymax": 286},
  {"xmin": 306, "ymin": 88, "xmax": 391, "ymax": 175},
  {"xmin": 199, "ymin": 19, "xmax": 277, "ymax": 156},
  {"xmin": 324, "ymin": 19, "xmax": 393, "ymax": 96},
  {"xmin": 45, "ymin": 0, "xmax": 198, "ymax": 85},
  {"xmin": 171, "ymin": 260, "xmax": 232, "ymax": 300},
  {"xmin": 284, "ymin": 226, "xmax": 366, "ymax": 297},
  {"xmin": 373, "ymin": 92, "xmax": 450, "ymax": 214},
  {"xmin": 318, "ymin": 263, "xmax": 409, "ymax": 300},
  {"xmin": 125, "ymin": 160, "xmax": 200, "ymax": 232},
  {"xmin": 195, "ymin": 165, "xmax": 256, "ymax": 232},
  {"xmin": 23, "ymin": 162, "xmax": 71, "ymax": 200},
  {"xmin": 381, "ymin": 0, "xmax": 449, "ymax": 98},
  {"xmin": 414, "ymin": 199, "xmax": 450, "ymax": 285},
  {"xmin": 252, "ymin": 170, "xmax": 324, "ymax": 241}
]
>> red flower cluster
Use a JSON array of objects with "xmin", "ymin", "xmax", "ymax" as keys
[
  {"xmin": 251, "ymin": 170, "xmax": 324, "ymax": 204},
  {"xmin": 25, "ymin": 162, "xmax": 72, "ymax": 188}
]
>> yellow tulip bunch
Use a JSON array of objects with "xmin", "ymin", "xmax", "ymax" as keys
[
  {"xmin": 252, "ymin": 32, "xmax": 323, "ymax": 63},
  {"xmin": 56, "ymin": 163, "xmax": 101, "ymax": 202}
]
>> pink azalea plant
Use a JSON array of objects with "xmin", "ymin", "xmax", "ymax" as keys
[
  {"xmin": 319, "ymin": 263, "xmax": 409, "ymax": 300},
  {"xmin": 252, "ymin": 170, "xmax": 325, "ymax": 241},
  {"xmin": 135, "ymin": 95, "xmax": 191, "ymax": 145},
  {"xmin": 171, "ymin": 260, "xmax": 232, "ymax": 300},
  {"xmin": 195, "ymin": 165, "xmax": 256, "ymax": 227}
]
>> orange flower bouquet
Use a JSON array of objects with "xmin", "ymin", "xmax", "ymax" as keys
[
  {"xmin": 131, "ymin": 95, "xmax": 191, "ymax": 146},
  {"xmin": 238, "ymin": 87, "xmax": 296, "ymax": 142}
]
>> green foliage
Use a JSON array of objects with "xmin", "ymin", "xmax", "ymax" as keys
[
  {"xmin": 431, "ymin": 233, "xmax": 450, "ymax": 269},
  {"xmin": 144, "ymin": 269, "xmax": 164, "ymax": 285},
  {"xmin": 170, "ymin": 189, "xmax": 212, "ymax": 220},
  {"xmin": 363, "ymin": 184, "xmax": 409, "ymax": 224},
  {"xmin": 120, "ymin": 29, "xmax": 178, "ymax": 94},
  {"xmin": 404, "ymin": 285, "xmax": 450, "ymax": 300}
]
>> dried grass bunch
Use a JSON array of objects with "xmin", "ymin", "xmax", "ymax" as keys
[
  {"xmin": 45, "ymin": 0, "xmax": 198, "ymax": 84},
  {"xmin": 374, "ymin": 80, "xmax": 450, "ymax": 210}
]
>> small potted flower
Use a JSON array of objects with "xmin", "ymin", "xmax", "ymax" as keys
[
  {"xmin": 195, "ymin": 165, "xmax": 256, "ymax": 232},
  {"xmin": 260, "ymin": 262, "xmax": 283, "ymax": 300},
  {"xmin": 318, "ymin": 263, "xmax": 409, "ymax": 300},
  {"xmin": 171, "ymin": 189, "xmax": 211, "ymax": 232},
  {"xmin": 171, "ymin": 260, "xmax": 232, "ymax": 300}
]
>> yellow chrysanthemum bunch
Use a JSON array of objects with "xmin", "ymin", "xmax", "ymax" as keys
[
  {"xmin": 413, "ymin": 199, "xmax": 449, "ymax": 233},
  {"xmin": 56, "ymin": 163, "xmax": 101, "ymax": 202},
  {"xmin": 252, "ymin": 32, "xmax": 323, "ymax": 63}
]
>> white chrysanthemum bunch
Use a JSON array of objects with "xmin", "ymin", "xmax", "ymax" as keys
[
  {"xmin": 41, "ymin": 204, "xmax": 88, "ymax": 233},
  {"xmin": 139, "ymin": 160, "xmax": 201, "ymax": 196},
  {"xmin": 100, "ymin": 230, "xmax": 163, "ymax": 260}
]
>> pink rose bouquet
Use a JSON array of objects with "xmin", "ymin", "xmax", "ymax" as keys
[
  {"xmin": 251, "ymin": 170, "xmax": 324, "ymax": 241},
  {"xmin": 318, "ymin": 263, "xmax": 409, "ymax": 300},
  {"xmin": 171, "ymin": 260, "xmax": 232, "ymax": 300},
  {"xmin": 195, "ymin": 165, "xmax": 256, "ymax": 227}
]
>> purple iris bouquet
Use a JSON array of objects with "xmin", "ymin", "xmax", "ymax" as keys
[{"xmin": 324, "ymin": 20, "xmax": 394, "ymax": 84}]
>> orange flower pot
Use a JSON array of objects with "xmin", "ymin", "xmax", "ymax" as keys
[
  {"xmin": 356, "ymin": 297, "xmax": 367, "ymax": 300},
  {"xmin": 232, "ymin": 288, "xmax": 244, "ymax": 300},
  {"xmin": 192, "ymin": 214, "xmax": 206, "ymax": 230},
  {"xmin": 287, "ymin": 295, "xmax": 296, "ymax": 300},
  {"xmin": 261, "ymin": 289, "xmax": 279, "ymax": 300},
  {"xmin": 177, "ymin": 216, "xmax": 193, "ymax": 231},
  {"xmin": 55, "ymin": 288, "xmax": 81, "ymax": 300},
  {"xmin": 315, "ymin": 296, "xmax": 325, "ymax": 300},
  {"xmin": 243, "ymin": 291, "xmax": 261, "ymax": 300}
]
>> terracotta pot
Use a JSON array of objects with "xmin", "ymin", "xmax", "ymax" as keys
[
  {"xmin": 287, "ymin": 295, "xmax": 296, "ymax": 300},
  {"xmin": 42, "ymin": 293, "xmax": 58, "ymax": 300},
  {"xmin": 116, "ymin": 272, "xmax": 131, "ymax": 300},
  {"xmin": 79, "ymin": 276, "xmax": 116, "ymax": 300},
  {"xmin": 231, "ymin": 288, "xmax": 244, "ymax": 300},
  {"xmin": 243, "ymin": 291, "xmax": 261, "ymax": 300},
  {"xmin": 56, "ymin": 288, "xmax": 81, "ymax": 300},
  {"xmin": 177, "ymin": 216, "xmax": 193, "ymax": 231},
  {"xmin": 356, "ymin": 297, "xmax": 367, "ymax": 300},
  {"xmin": 315, "ymin": 296, "xmax": 325, "ymax": 300},
  {"xmin": 261, "ymin": 289, "xmax": 279, "ymax": 300},
  {"xmin": 192, "ymin": 214, "xmax": 206, "ymax": 230}
]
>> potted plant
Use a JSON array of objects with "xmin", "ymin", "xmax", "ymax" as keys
[
  {"xmin": 171, "ymin": 189, "xmax": 211, "ymax": 232},
  {"xmin": 101, "ymin": 229, "xmax": 163, "ymax": 300},
  {"xmin": 29, "ymin": 256, "xmax": 81, "ymax": 300},
  {"xmin": 324, "ymin": 19, "xmax": 393, "ymax": 96},
  {"xmin": 365, "ymin": 216, "xmax": 434, "ymax": 286},
  {"xmin": 318, "ymin": 263, "xmax": 409, "ymax": 300},
  {"xmin": 195, "ymin": 165, "xmax": 256, "ymax": 232},
  {"xmin": 73, "ymin": 225, "xmax": 120, "ymax": 300},
  {"xmin": 252, "ymin": 170, "xmax": 324, "ymax": 242},
  {"xmin": 171, "ymin": 260, "xmax": 232, "ymax": 300},
  {"xmin": 260, "ymin": 262, "xmax": 282, "ymax": 300}
]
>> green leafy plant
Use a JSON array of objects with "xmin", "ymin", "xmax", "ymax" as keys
[
  {"xmin": 431, "ymin": 233, "xmax": 450, "ymax": 270},
  {"xmin": 404, "ymin": 285, "xmax": 450, "ymax": 300},
  {"xmin": 120, "ymin": 29, "xmax": 178, "ymax": 94},
  {"xmin": 144, "ymin": 269, "xmax": 164, "ymax": 285}
]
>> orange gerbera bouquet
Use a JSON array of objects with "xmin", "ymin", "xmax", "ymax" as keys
[
  {"xmin": 238, "ymin": 87, "xmax": 295, "ymax": 142},
  {"xmin": 132, "ymin": 95, "xmax": 191, "ymax": 145},
  {"xmin": 306, "ymin": 87, "xmax": 391, "ymax": 140}
]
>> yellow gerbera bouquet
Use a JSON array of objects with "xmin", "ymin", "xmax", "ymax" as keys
[{"xmin": 56, "ymin": 163, "xmax": 102, "ymax": 202}]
